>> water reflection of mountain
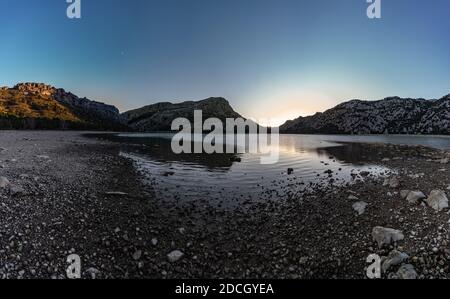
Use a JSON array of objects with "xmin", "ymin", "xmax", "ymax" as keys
[
  {"xmin": 88, "ymin": 133, "xmax": 383, "ymax": 170},
  {"xmin": 316, "ymin": 143, "xmax": 377, "ymax": 165},
  {"xmin": 88, "ymin": 133, "xmax": 240, "ymax": 169}
]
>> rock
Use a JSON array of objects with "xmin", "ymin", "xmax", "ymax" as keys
[
  {"xmin": 389, "ymin": 177, "xmax": 400, "ymax": 188},
  {"xmin": 372, "ymin": 226, "xmax": 405, "ymax": 248},
  {"xmin": 132, "ymin": 250, "xmax": 142, "ymax": 261},
  {"xmin": 383, "ymin": 177, "xmax": 400, "ymax": 188},
  {"xmin": 396, "ymin": 264, "xmax": 418, "ymax": 279},
  {"xmin": 230, "ymin": 157, "xmax": 242, "ymax": 163},
  {"xmin": 426, "ymin": 190, "xmax": 449, "ymax": 212},
  {"xmin": 382, "ymin": 250, "xmax": 409, "ymax": 273},
  {"xmin": 10, "ymin": 185, "xmax": 25, "ymax": 196},
  {"xmin": 86, "ymin": 267, "xmax": 101, "ymax": 279},
  {"xmin": 405, "ymin": 191, "xmax": 426, "ymax": 204},
  {"xmin": 348, "ymin": 195, "xmax": 359, "ymax": 201},
  {"xmin": 167, "ymin": 250, "xmax": 184, "ymax": 263},
  {"xmin": 352, "ymin": 201, "xmax": 368, "ymax": 215},
  {"xmin": 151, "ymin": 238, "xmax": 158, "ymax": 246},
  {"xmin": 287, "ymin": 168, "xmax": 294, "ymax": 175},
  {"xmin": 440, "ymin": 158, "xmax": 449, "ymax": 164},
  {"xmin": 0, "ymin": 177, "xmax": 10, "ymax": 188},
  {"xmin": 400, "ymin": 190, "xmax": 411, "ymax": 199},
  {"xmin": 162, "ymin": 171, "xmax": 175, "ymax": 177}
]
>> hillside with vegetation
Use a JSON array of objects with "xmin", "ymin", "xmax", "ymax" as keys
[{"xmin": 0, "ymin": 83, "xmax": 125, "ymax": 130}]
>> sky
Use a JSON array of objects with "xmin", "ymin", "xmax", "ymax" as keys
[{"xmin": 0, "ymin": 0, "xmax": 449, "ymax": 126}]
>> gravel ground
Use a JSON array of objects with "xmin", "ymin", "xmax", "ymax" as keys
[{"xmin": 0, "ymin": 131, "xmax": 449, "ymax": 279}]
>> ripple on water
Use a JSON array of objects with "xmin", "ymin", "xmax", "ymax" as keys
[{"xmin": 116, "ymin": 134, "xmax": 395, "ymax": 208}]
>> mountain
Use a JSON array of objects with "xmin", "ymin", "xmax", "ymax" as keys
[
  {"xmin": 0, "ymin": 83, "xmax": 126, "ymax": 130},
  {"xmin": 122, "ymin": 97, "xmax": 243, "ymax": 132},
  {"xmin": 280, "ymin": 94, "xmax": 450, "ymax": 135},
  {"xmin": 5, "ymin": 82, "xmax": 448, "ymax": 135}
]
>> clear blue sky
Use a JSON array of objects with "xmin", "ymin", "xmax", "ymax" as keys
[{"xmin": 1, "ymin": 0, "xmax": 449, "ymax": 125}]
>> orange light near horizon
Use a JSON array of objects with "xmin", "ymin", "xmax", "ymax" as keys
[{"xmin": 244, "ymin": 90, "xmax": 336, "ymax": 127}]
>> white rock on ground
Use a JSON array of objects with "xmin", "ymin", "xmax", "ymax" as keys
[
  {"xmin": 348, "ymin": 195, "xmax": 359, "ymax": 201},
  {"xmin": 382, "ymin": 250, "xmax": 409, "ymax": 273},
  {"xmin": 405, "ymin": 191, "xmax": 426, "ymax": 204},
  {"xmin": 0, "ymin": 177, "xmax": 10, "ymax": 189},
  {"xmin": 426, "ymin": 190, "xmax": 449, "ymax": 212},
  {"xmin": 372, "ymin": 226, "xmax": 405, "ymax": 248},
  {"xmin": 167, "ymin": 250, "xmax": 184, "ymax": 263},
  {"xmin": 352, "ymin": 201, "xmax": 368, "ymax": 215},
  {"xmin": 396, "ymin": 264, "xmax": 418, "ymax": 279}
]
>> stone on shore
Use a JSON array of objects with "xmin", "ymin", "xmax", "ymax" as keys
[
  {"xmin": 372, "ymin": 226, "xmax": 404, "ymax": 248},
  {"xmin": 405, "ymin": 191, "xmax": 426, "ymax": 204},
  {"xmin": 230, "ymin": 157, "xmax": 242, "ymax": 163},
  {"xmin": 167, "ymin": 250, "xmax": 184, "ymax": 263},
  {"xmin": 383, "ymin": 177, "xmax": 400, "ymax": 188},
  {"xmin": 10, "ymin": 185, "xmax": 25, "ymax": 196},
  {"xmin": 426, "ymin": 190, "xmax": 449, "ymax": 212},
  {"xmin": 396, "ymin": 264, "xmax": 418, "ymax": 279},
  {"xmin": 400, "ymin": 190, "xmax": 411, "ymax": 199},
  {"xmin": 352, "ymin": 201, "xmax": 368, "ymax": 215},
  {"xmin": 86, "ymin": 267, "xmax": 101, "ymax": 279},
  {"xmin": 348, "ymin": 195, "xmax": 359, "ymax": 201},
  {"xmin": 382, "ymin": 250, "xmax": 409, "ymax": 273},
  {"xmin": 132, "ymin": 250, "xmax": 142, "ymax": 261},
  {"xmin": 0, "ymin": 177, "xmax": 10, "ymax": 188}
]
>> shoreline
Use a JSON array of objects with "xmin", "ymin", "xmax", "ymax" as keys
[{"xmin": 0, "ymin": 131, "xmax": 449, "ymax": 279}]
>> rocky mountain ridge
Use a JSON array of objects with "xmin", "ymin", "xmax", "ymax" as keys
[
  {"xmin": 0, "ymin": 83, "xmax": 125, "ymax": 130},
  {"xmin": 122, "ymin": 97, "xmax": 243, "ymax": 132},
  {"xmin": 280, "ymin": 94, "xmax": 450, "ymax": 135},
  {"xmin": 3, "ymin": 82, "xmax": 449, "ymax": 134}
]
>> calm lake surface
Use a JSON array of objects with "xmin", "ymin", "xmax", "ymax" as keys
[{"xmin": 99, "ymin": 134, "xmax": 450, "ymax": 206}]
